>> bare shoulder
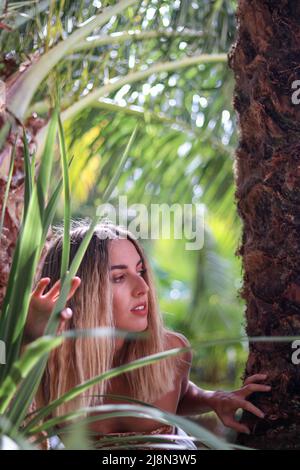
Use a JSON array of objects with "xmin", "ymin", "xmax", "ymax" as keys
[
  {"xmin": 165, "ymin": 330, "xmax": 193, "ymax": 366},
  {"xmin": 165, "ymin": 330, "xmax": 193, "ymax": 401}
]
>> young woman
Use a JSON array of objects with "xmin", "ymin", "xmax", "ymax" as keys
[{"xmin": 24, "ymin": 222, "xmax": 271, "ymax": 449}]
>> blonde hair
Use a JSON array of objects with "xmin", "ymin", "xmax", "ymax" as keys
[{"xmin": 38, "ymin": 221, "xmax": 183, "ymax": 416}]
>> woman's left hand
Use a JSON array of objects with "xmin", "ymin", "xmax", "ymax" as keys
[{"xmin": 209, "ymin": 374, "xmax": 271, "ymax": 434}]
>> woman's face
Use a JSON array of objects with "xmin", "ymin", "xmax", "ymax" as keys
[{"xmin": 109, "ymin": 238, "xmax": 149, "ymax": 334}]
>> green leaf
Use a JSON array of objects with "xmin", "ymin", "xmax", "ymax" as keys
[
  {"xmin": 0, "ymin": 335, "xmax": 63, "ymax": 414},
  {"xmin": 102, "ymin": 124, "xmax": 138, "ymax": 202},
  {"xmin": 7, "ymin": 0, "xmax": 138, "ymax": 121},
  {"xmin": 57, "ymin": 115, "xmax": 71, "ymax": 278},
  {"xmin": 5, "ymin": 209, "xmax": 106, "ymax": 428},
  {"xmin": 29, "ymin": 403, "xmax": 230, "ymax": 450},
  {"xmin": 22, "ymin": 128, "xmax": 32, "ymax": 219},
  {"xmin": 0, "ymin": 109, "xmax": 59, "ymax": 380},
  {"xmin": 23, "ymin": 346, "xmax": 190, "ymax": 431},
  {"xmin": 61, "ymin": 54, "xmax": 227, "ymax": 123}
]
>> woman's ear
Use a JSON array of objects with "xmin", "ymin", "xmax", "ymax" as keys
[{"xmin": 66, "ymin": 277, "xmax": 81, "ymax": 301}]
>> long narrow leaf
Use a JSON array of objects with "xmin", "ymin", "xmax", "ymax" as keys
[
  {"xmin": 0, "ymin": 109, "xmax": 59, "ymax": 377},
  {"xmin": 7, "ymin": 0, "xmax": 138, "ymax": 121},
  {"xmin": 61, "ymin": 54, "xmax": 227, "ymax": 123},
  {"xmin": 57, "ymin": 116, "xmax": 70, "ymax": 278},
  {"xmin": 23, "ymin": 346, "xmax": 191, "ymax": 431},
  {"xmin": 6, "ymin": 210, "xmax": 106, "ymax": 428},
  {"xmin": 102, "ymin": 124, "xmax": 138, "ymax": 202},
  {"xmin": 28, "ymin": 403, "xmax": 230, "ymax": 450},
  {"xmin": 42, "ymin": 155, "xmax": 75, "ymax": 242},
  {"xmin": 0, "ymin": 335, "xmax": 63, "ymax": 413},
  {"xmin": 22, "ymin": 128, "xmax": 32, "ymax": 219},
  {"xmin": 42, "ymin": 179, "xmax": 63, "ymax": 241}
]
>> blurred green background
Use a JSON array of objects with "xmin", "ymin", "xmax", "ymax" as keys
[
  {"xmin": 1, "ymin": 0, "xmax": 246, "ymax": 436},
  {"xmin": 59, "ymin": 0, "xmax": 245, "ymax": 392}
]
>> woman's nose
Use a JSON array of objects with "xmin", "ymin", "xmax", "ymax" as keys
[{"xmin": 132, "ymin": 275, "xmax": 149, "ymax": 296}]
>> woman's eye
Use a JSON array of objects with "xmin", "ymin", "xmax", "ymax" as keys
[{"xmin": 112, "ymin": 269, "xmax": 147, "ymax": 283}]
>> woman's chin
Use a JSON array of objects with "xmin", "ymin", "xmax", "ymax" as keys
[
  {"xmin": 128, "ymin": 320, "xmax": 148, "ymax": 332},
  {"xmin": 116, "ymin": 316, "xmax": 148, "ymax": 333}
]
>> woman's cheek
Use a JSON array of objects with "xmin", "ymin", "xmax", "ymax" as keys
[{"xmin": 112, "ymin": 285, "xmax": 127, "ymax": 314}]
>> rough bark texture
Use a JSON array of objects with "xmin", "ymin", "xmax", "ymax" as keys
[
  {"xmin": 0, "ymin": 114, "xmax": 45, "ymax": 308},
  {"xmin": 229, "ymin": 0, "xmax": 300, "ymax": 449},
  {"xmin": 0, "ymin": 53, "xmax": 46, "ymax": 307},
  {"xmin": 0, "ymin": 118, "xmax": 27, "ymax": 307}
]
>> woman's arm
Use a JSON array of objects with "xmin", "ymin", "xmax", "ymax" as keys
[
  {"xmin": 177, "ymin": 380, "xmax": 216, "ymax": 415},
  {"xmin": 174, "ymin": 335, "xmax": 216, "ymax": 415},
  {"xmin": 174, "ymin": 332, "xmax": 271, "ymax": 434},
  {"xmin": 177, "ymin": 376, "xmax": 271, "ymax": 434}
]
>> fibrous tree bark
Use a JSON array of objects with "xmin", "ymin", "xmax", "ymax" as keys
[
  {"xmin": 0, "ymin": 62, "xmax": 46, "ymax": 307},
  {"xmin": 229, "ymin": 0, "xmax": 300, "ymax": 449}
]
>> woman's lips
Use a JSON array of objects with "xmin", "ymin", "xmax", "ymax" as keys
[{"xmin": 130, "ymin": 303, "xmax": 148, "ymax": 315}]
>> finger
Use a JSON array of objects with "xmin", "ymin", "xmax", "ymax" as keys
[
  {"xmin": 33, "ymin": 278, "xmax": 50, "ymax": 296},
  {"xmin": 240, "ymin": 383, "xmax": 271, "ymax": 398},
  {"xmin": 244, "ymin": 374, "xmax": 268, "ymax": 385},
  {"xmin": 223, "ymin": 417, "xmax": 250, "ymax": 434},
  {"xmin": 46, "ymin": 277, "xmax": 81, "ymax": 302},
  {"xmin": 52, "ymin": 277, "xmax": 81, "ymax": 302},
  {"xmin": 60, "ymin": 308, "xmax": 73, "ymax": 321},
  {"xmin": 57, "ymin": 309, "xmax": 73, "ymax": 335},
  {"xmin": 44, "ymin": 279, "xmax": 61, "ymax": 299},
  {"xmin": 238, "ymin": 400, "xmax": 265, "ymax": 419},
  {"xmin": 66, "ymin": 277, "xmax": 81, "ymax": 301}
]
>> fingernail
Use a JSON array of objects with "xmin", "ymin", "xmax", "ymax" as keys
[{"xmin": 260, "ymin": 413, "xmax": 265, "ymax": 418}]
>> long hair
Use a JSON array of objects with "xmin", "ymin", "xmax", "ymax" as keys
[{"xmin": 37, "ymin": 221, "xmax": 183, "ymax": 416}]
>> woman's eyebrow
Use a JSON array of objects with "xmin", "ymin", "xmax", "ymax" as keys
[{"xmin": 110, "ymin": 258, "xmax": 143, "ymax": 270}]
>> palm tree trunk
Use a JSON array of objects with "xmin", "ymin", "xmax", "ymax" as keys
[
  {"xmin": 229, "ymin": 0, "xmax": 300, "ymax": 449},
  {"xmin": 0, "ymin": 77, "xmax": 46, "ymax": 307},
  {"xmin": 0, "ymin": 113, "xmax": 24, "ymax": 307}
]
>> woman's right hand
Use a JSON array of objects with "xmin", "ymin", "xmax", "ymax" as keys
[{"xmin": 24, "ymin": 276, "xmax": 81, "ymax": 342}]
